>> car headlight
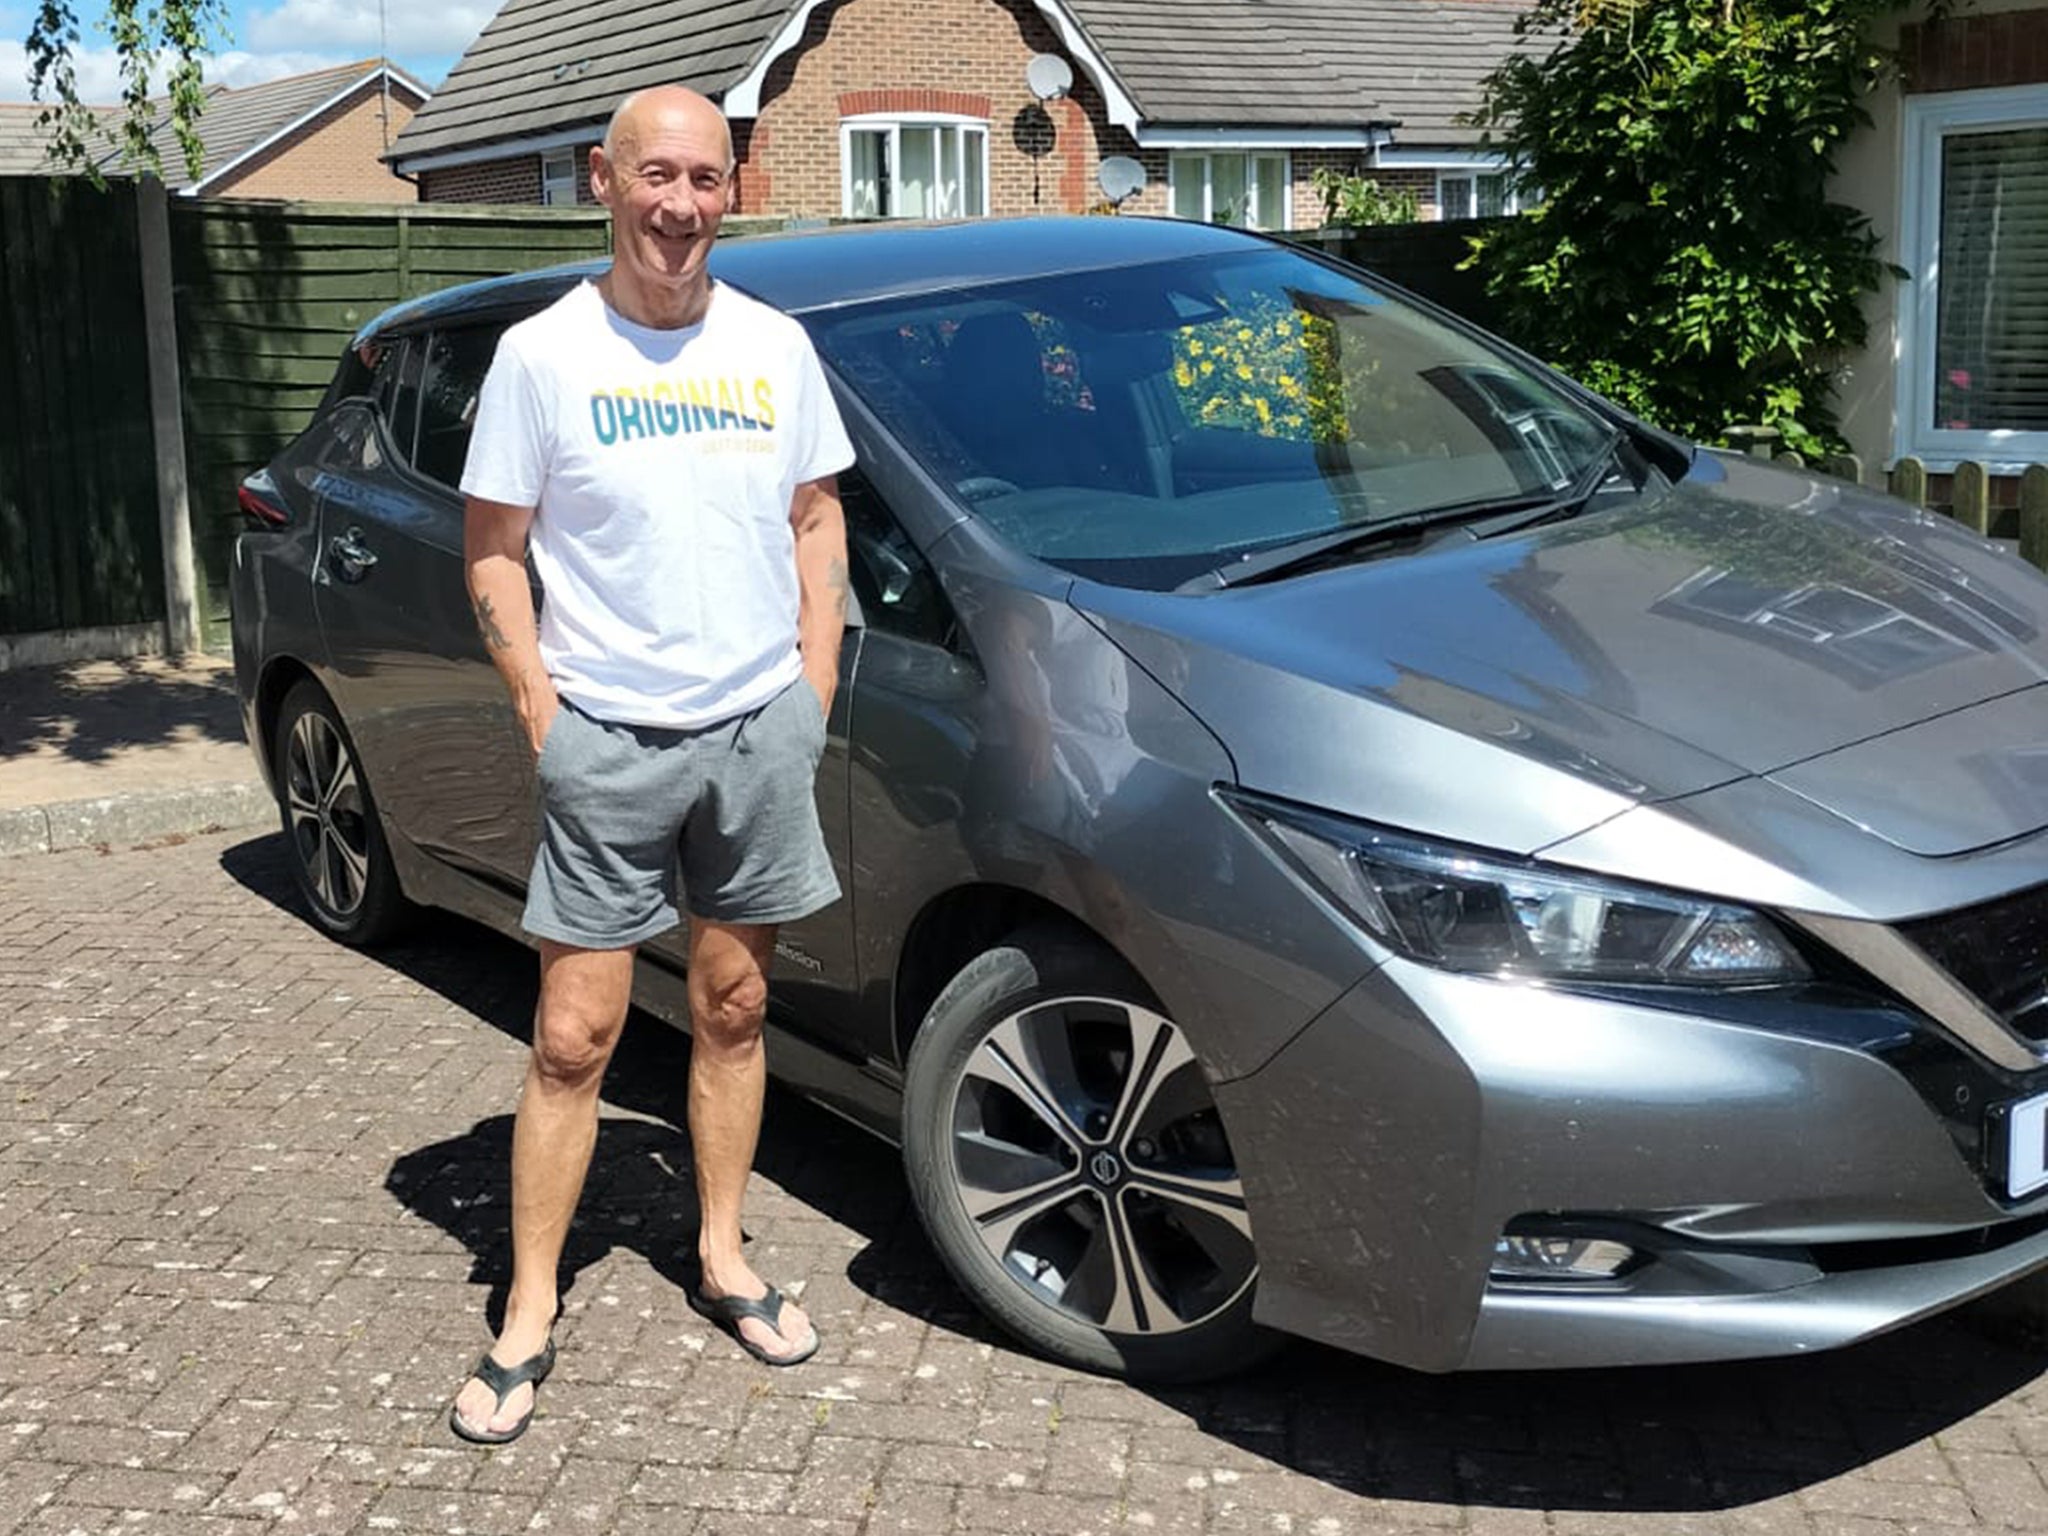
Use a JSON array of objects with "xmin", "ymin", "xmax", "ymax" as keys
[{"xmin": 1227, "ymin": 794, "xmax": 1810, "ymax": 986}]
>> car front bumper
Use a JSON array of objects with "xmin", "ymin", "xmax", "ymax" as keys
[{"xmin": 1218, "ymin": 955, "xmax": 2048, "ymax": 1372}]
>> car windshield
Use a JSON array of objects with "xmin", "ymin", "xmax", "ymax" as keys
[{"xmin": 808, "ymin": 246, "xmax": 1621, "ymax": 590}]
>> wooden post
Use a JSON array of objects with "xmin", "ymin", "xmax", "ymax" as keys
[
  {"xmin": 2021, "ymin": 465, "xmax": 2048, "ymax": 575},
  {"xmin": 1889, "ymin": 456, "xmax": 1929, "ymax": 510},
  {"xmin": 395, "ymin": 211, "xmax": 413, "ymax": 299},
  {"xmin": 1822, "ymin": 452, "xmax": 1864, "ymax": 486},
  {"xmin": 1953, "ymin": 460, "xmax": 1991, "ymax": 535},
  {"xmin": 1724, "ymin": 425, "xmax": 1780, "ymax": 458},
  {"xmin": 136, "ymin": 176, "xmax": 200, "ymax": 655}
]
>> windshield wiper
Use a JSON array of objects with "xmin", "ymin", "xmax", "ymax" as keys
[{"xmin": 1176, "ymin": 428, "xmax": 1628, "ymax": 595}]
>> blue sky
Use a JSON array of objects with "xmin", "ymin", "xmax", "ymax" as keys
[{"xmin": 1, "ymin": 0, "xmax": 493, "ymax": 102}]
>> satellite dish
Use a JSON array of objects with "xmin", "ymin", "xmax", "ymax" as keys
[
  {"xmin": 1026, "ymin": 53, "xmax": 1074, "ymax": 102},
  {"xmin": 1098, "ymin": 155, "xmax": 1148, "ymax": 206}
]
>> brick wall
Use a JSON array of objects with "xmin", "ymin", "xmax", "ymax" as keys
[
  {"xmin": 740, "ymin": 0, "xmax": 1128, "ymax": 218},
  {"xmin": 420, "ymin": 155, "xmax": 543, "ymax": 204},
  {"xmin": 1902, "ymin": 5, "xmax": 2048, "ymax": 92},
  {"xmin": 213, "ymin": 86, "xmax": 422, "ymax": 202}
]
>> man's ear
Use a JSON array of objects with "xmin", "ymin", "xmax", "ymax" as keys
[{"xmin": 589, "ymin": 145, "xmax": 612, "ymax": 205}]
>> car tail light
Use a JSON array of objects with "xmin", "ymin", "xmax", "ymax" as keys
[{"xmin": 238, "ymin": 475, "xmax": 291, "ymax": 528}]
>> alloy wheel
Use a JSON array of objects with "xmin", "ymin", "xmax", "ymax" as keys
[
  {"xmin": 283, "ymin": 709, "xmax": 371, "ymax": 920},
  {"xmin": 947, "ymin": 996, "xmax": 1256, "ymax": 1337}
]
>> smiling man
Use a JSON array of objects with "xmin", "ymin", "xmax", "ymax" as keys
[{"xmin": 450, "ymin": 85, "xmax": 854, "ymax": 1444}]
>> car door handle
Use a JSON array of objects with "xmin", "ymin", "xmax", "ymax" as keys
[{"xmin": 328, "ymin": 527, "xmax": 379, "ymax": 580}]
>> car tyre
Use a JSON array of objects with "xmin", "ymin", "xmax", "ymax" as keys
[
  {"xmin": 902, "ymin": 925, "xmax": 1277, "ymax": 1382},
  {"xmin": 272, "ymin": 679, "xmax": 411, "ymax": 946}
]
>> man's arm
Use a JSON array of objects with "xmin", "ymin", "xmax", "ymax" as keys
[
  {"xmin": 464, "ymin": 495, "xmax": 557, "ymax": 756},
  {"xmin": 790, "ymin": 474, "xmax": 849, "ymax": 718}
]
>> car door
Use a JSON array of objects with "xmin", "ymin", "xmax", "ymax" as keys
[
  {"xmin": 832, "ymin": 460, "xmax": 986, "ymax": 1067},
  {"xmin": 312, "ymin": 321, "xmax": 533, "ymax": 882}
]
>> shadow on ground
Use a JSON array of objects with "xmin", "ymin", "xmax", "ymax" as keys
[
  {"xmin": 0, "ymin": 656, "xmax": 248, "ymax": 763},
  {"xmin": 220, "ymin": 830, "xmax": 2048, "ymax": 1514}
]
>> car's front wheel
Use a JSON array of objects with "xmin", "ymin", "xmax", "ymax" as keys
[
  {"xmin": 902, "ymin": 926, "xmax": 1274, "ymax": 1381},
  {"xmin": 272, "ymin": 679, "xmax": 410, "ymax": 945}
]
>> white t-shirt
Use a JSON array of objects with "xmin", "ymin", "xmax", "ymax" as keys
[{"xmin": 461, "ymin": 279, "xmax": 855, "ymax": 728}]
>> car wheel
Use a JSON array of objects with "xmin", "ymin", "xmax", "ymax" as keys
[
  {"xmin": 902, "ymin": 926, "xmax": 1276, "ymax": 1381},
  {"xmin": 272, "ymin": 679, "xmax": 410, "ymax": 945}
]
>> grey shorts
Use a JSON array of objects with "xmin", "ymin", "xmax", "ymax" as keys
[{"xmin": 522, "ymin": 678, "xmax": 841, "ymax": 949}]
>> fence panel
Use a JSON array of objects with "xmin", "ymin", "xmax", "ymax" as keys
[
  {"xmin": 171, "ymin": 200, "xmax": 612, "ymax": 643},
  {"xmin": 0, "ymin": 176, "xmax": 163, "ymax": 639},
  {"xmin": 1284, "ymin": 220, "xmax": 1507, "ymax": 331}
]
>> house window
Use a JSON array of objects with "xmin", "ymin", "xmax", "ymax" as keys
[
  {"xmin": 842, "ymin": 117, "xmax": 988, "ymax": 218},
  {"xmin": 541, "ymin": 147, "xmax": 577, "ymax": 207},
  {"xmin": 1437, "ymin": 171, "xmax": 1534, "ymax": 219},
  {"xmin": 1898, "ymin": 84, "xmax": 2048, "ymax": 467},
  {"xmin": 1168, "ymin": 153, "xmax": 1290, "ymax": 230}
]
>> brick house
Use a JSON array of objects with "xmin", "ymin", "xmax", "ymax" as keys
[
  {"xmin": 1832, "ymin": 0, "xmax": 2048, "ymax": 486},
  {"xmin": 0, "ymin": 60, "xmax": 429, "ymax": 200},
  {"xmin": 389, "ymin": 0, "xmax": 1533, "ymax": 229}
]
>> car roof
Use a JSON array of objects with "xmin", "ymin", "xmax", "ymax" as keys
[{"xmin": 354, "ymin": 216, "xmax": 1272, "ymax": 344}]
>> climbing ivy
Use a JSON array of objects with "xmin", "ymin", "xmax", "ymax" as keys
[{"xmin": 1470, "ymin": 0, "xmax": 1931, "ymax": 457}]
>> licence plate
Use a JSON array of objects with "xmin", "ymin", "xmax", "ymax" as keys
[{"xmin": 2000, "ymin": 1092, "xmax": 2048, "ymax": 1199}]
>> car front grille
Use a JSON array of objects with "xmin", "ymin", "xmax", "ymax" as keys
[{"xmin": 1900, "ymin": 883, "xmax": 2048, "ymax": 1045}]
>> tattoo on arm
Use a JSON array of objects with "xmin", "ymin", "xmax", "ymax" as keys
[
  {"xmin": 473, "ymin": 594, "xmax": 512, "ymax": 651},
  {"xmin": 827, "ymin": 556, "xmax": 849, "ymax": 619}
]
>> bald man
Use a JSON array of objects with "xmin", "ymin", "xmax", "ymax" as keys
[{"xmin": 451, "ymin": 86, "xmax": 853, "ymax": 1443}]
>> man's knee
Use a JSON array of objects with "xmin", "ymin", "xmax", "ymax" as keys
[
  {"xmin": 693, "ymin": 966, "xmax": 769, "ymax": 1047},
  {"xmin": 532, "ymin": 1012, "xmax": 619, "ymax": 1085},
  {"xmin": 532, "ymin": 944, "xmax": 634, "ymax": 1086}
]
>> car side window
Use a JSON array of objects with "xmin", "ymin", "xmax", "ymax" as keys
[
  {"xmin": 840, "ymin": 466, "xmax": 957, "ymax": 650},
  {"xmin": 412, "ymin": 324, "xmax": 507, "ymax": 489},
  {"xmin": 374, "ymin": 337, "xmax": 424, "ymax": 465}
]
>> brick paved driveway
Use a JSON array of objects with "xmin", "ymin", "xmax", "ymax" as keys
[{"xmin": 7, "ymin": 831, "xmax": 2048, "ymax": 1536}]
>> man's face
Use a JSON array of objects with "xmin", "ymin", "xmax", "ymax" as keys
[{"xmin": 592, "ymin": 100, "xmax": 734, "ymax": 293}]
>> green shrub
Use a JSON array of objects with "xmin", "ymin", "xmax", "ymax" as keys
[
  {"xmin": 1470, "ymin": 0, "xmax": 1923, "ymax": 458},
  {"xmin": 1311, "ymin": 168, "xmax": 1423, "ymax": 229}
]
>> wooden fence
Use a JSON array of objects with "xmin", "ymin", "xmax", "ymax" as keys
[
  {"xmin": 172, "ymin": 200, "xmax": 613, "ymax": 646},
  {"xmin": 1728, "ymin": 429, "xmax": 2048, "ymax": 576},
  {"xmin": 0, "ymin": 178, "xmax": 163, "ymax": 647}
]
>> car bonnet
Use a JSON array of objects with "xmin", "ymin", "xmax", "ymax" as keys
[{"xmin": 1075, "ymin": 453, "xmax": 2048, "ymax": 858}]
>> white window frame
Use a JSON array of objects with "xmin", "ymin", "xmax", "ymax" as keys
[
  {"xmin": 1435, "ymin": 168, "xmax": 1531, "ymax": 220},
  {"xmin": 1166, "ymin": 151, "xmax": 1293, "ymax": 231},
  {"xmin": 540, "ymin": 146, "xmax": 577, "ymax": 207},
  {"xmin": 839, "ymin": 113, "xmax": 990, "ymax": 220},
  {"xmin": 1896, "ymin": 83, "xmax": 2048, "ymax": 472}
]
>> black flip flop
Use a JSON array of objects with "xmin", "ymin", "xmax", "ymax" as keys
[
  {"xmin": 688, "ymin": 1284, "xmax": 819, "ymax": 1367},
  {"xmin": 448, "ymin": 1337, "xmax": 556, "ymax": 1444}
]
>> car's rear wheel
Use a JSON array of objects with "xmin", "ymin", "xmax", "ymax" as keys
[
  {"xmin": 272, "ymin": 679, "xmax": 410, "ymax": 945},
  {"xmin": 902, "ymin": 926, "xmax": 1275, "ymax": 1381}
]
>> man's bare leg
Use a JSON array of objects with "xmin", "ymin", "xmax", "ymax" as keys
[
  {"xmin": 687, "ymin": 919, "xmax": 813, "ymax": 1359},
  {"xmin": 452, "ymin": 940, "xmax": 636, "ymax": 1435}
]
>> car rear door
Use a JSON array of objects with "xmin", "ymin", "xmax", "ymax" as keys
[{"xmin": 311, "ymin": 321, "xmax": 535, "ymax": 883}]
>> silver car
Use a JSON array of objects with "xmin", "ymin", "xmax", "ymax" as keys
[{"xmin": 230, "ymin": 216, "xmax": 2048, "ymax": 1381}]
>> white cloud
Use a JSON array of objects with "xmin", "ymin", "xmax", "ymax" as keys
[
  {"xmin": 0, "ymin": 37, "xmax": 364, "ymax": 103},
  {"xmin": 246, "ymin": 0, "xmax": 495, "ymax": 59},
  {"xmin": 0, "ymin": 0, "xmax": 467, "ymax": 106},
  {"xmin": 0, "ymin": 37, "xmax": 132, "ymax": 103},
  {"xmin": 205, "ymin": 49, "xmax": 354, "ymax": 88}
]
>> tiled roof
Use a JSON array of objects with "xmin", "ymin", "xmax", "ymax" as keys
[
  {"xmin": 1062, "ymin": 0, "xmax": 1542, "ymax": 139},
  {"xmin": 0, "ymin": 103, "xmax": 120, "ymax": 175},
  {"xmin": 136, "ymin": 59, "xmax": 431, "ymax": 189},
  {"xmin": 392, "ymin": 0, "xmax": 793, "ymax": 162},
  {"xmin": 393, "ymin": 0, "xmax": 1539, "ymax": 163},
  {"xmin": 0, "ymin": 61, "xmax": 429, "ymax": 186}
]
